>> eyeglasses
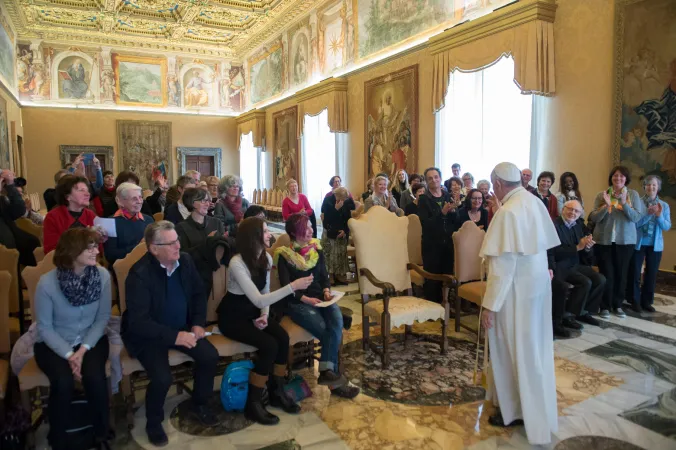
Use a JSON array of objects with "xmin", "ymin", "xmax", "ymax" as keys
[
  {"xmin": 564, "ymin": 207, "xmax": 583, "ymax": 214},
  {"xmin": 196, "ymin": 199, "xmax": 211, "ymax": 204},
  {"xmin": 153, "ymin": 239, "xmax": 180, "ymax": 247},
  {"xmin": 471, "ymin": 197, "xmax": 483, "ymax": 201}
]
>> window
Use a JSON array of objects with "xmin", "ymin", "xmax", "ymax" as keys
[
  {"xmin": 301, "ymin": 109, "xmax": 345, "ymax": 224},
  {"xmin": 239, "ymin": 132, "xmax": 265, "ymax": 202},
  {"xmin": 435, "ymin": 56, "xmax": 533, "ymax": 185}
]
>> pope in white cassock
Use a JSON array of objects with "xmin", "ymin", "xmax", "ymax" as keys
[{"xmin": 479, "ymin": 162, "xmax": 561, "ymax": 445}]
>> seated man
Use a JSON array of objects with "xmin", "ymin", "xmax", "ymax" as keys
[
  {"xmin": 548, "ymin": 200, "xmax": 605, "ymax": 330},
  {"xmin": 104, "ymin": 182, "xmax": 154, "ymax": 266},
  {"xmin": 121, "ymin": 221, "xmax": 218, "ymax": 446}
]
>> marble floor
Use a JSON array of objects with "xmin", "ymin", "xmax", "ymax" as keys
[{"xmin": 31, "ymin": 279, "xmax": 676, "ymax": 449}]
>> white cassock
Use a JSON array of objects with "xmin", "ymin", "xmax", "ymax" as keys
[{"xmin": 479, "ymin": 186, "xmax": 561, "ymax": 445}]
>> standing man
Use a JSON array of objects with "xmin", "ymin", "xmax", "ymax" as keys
[
  {"xmin": 521, "ymin": 168, "xmax": 537, "ymax": 194},
  {"xmin": 479, "ymin": 162, "xmax": 560, "ymax": 445}
]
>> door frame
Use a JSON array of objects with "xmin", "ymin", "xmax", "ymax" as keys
[{"xmin": 177, "ymin": 147, "xmax": 222, "ymax": 178}]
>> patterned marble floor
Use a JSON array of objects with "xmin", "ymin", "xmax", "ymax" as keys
[{"xmin": 31, "ymin": 280, "xmax": 676, "ymax": 449}]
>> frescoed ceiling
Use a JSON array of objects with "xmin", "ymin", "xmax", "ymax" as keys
[{"xmin": 3, "ymin": 0, "xmax": 321, "ymax": 58}]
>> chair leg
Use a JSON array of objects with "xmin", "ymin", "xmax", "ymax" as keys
[
  {"xmin": 454, "ymin": 291, "xmax": 462, "ymax": 333},
  {"xmin": 21, "ymin": 389, "xmax": 35, "ymax": 449},
  {"xmin": 404, "ymin": 325, "xmax": 412, "ymax": 349},
  {"xmin": 122, "ymin": 375, "xmax": 135, "ymax": 430},
  {"xmin": 381, "ymin": 311, "xmax": 390, "ymax": 369},
  {"xmin": 441, "ymin": 287, "xmax": 450, "ymax": 354},
  {"xmin": 362, "ymin": 295, "xmax": 370, "ymax": 351}
]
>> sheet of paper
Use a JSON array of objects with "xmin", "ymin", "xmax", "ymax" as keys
[
  {"xmin": 93, "ymin": 216, "xmax": 117, "ymax": 238},
  {"xmin": 314, "ymin": 290, "xmax": 345, "ymax": 308}
]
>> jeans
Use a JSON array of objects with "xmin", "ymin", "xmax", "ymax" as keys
[
  {"xmin": 595, "ymin": 244, "xmax": 634, "ymax": 310},
  {"xmin": 286, "ymin": 302, "xmax": 343, "ymax": 372},
  {"xmin": 630, "ymin": 246, "xmax": 662, "ymax": 307}
]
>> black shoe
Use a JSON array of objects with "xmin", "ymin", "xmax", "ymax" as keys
[
  {"xmin": 630, "ymin": 304, "xmax": 643, "ymax": 313},
  {"xmin": 269, "ymin": 376, "xmax": 301, "ymax": 414},
  {"xmin": 331, "ymin": 384, "xmax": 360, "ymax": 399},
  {"xmin": 553, "ymin": 324, "xmax": 571, "ymax": 339},
  {"xmin": 488, "ymin": 413, "xmax": 524, "ymax": 428},
  {"xmin": 642, "ymin": 305, "xmax": 656, "ymax": 313},
  {"xmin": 317, "ymin": 370, "xmax": 347, "ymax": 387},
  {"xmin": 146, "ymin": 424, "xmax": 168, "ymax": 447},
  {"xmin": 576, "ymin": 314, "xmax": 600, "ymax": 327},
  {"xmin": 562, "ymin": 317, "xmax": 583, "ymax": 330},
  {"xmin": 245, "ymin": 400, "xmax": 280, "ymax": 425},
  {"xmin": 191, "ymin": 403, "xmax": 219, "ymax": 427}
]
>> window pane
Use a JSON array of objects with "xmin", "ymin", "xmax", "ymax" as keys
[
  {"xmin": 239, "ymin": 132, "xmax": 258, "ymax": 202},
  {"xmin": 301, "ymin": 110, "xmax": 336, "ymax": 225}
]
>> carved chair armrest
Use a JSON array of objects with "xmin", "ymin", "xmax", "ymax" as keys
[
  {"xmin": 359, "ymin": 268, "xmax": 396, "ymax": 297},
  {"xmin": 407, "ymin": 263, "xmax": 458, "ymax": 288}
]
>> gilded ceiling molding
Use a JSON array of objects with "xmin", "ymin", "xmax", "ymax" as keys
[
  {"xmin": 430, "ymin": 0, "xmax": 557, "ymax": 112},
  {"xmin": 295, "ymin": 77, "xmax": 348, "ymax": 137},
  {"xmin": 236, "ymin": 109, "xmax": 267, "ymax": 148}
]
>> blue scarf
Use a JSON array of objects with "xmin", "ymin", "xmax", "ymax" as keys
[
  {"xmin": 640, "ymin": 195, "xmax": 660, "ymax": 242},
  {"xmin": 57, "ymin": 266, "xmax": 101, "ymax": 307}
]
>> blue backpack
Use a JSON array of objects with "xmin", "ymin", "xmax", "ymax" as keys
[{"xmin": 220, "ymin": 360, "xmax": 254, "ymax": 412}]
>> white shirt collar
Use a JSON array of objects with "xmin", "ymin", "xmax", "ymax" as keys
[{"xmin": 160, "ymin": 259, "xmax": 180, "ymax": 277}]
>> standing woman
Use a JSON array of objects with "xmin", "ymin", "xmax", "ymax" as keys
[
  {"xmin": 218, "ymin": 218, "xmax": 312, "ymax": 425},
  {"xmin": 534, "ymin": 171, "xmax": 559, "ymax": 220},
  {"xmin": 364, "ymin": 175, "xmax": 404, "ymax": 216},
  {"xmin": 455, "ymin": 189, "xmax": 489, "ymax": 231},
  {"xmin": 589, "ymin": 166, "xmax": 644, "ymax": 319},
  {"xmin": 447, "ymin": 177, "xmax": 466, "ymax": 205},
  {"xmin": 321, "ymin": 187, "xmax": 355, "ymax": 285},
  {"xmin": 43, "ymin": 175, "xmax": 97, "ymax": 254},
  {"xmin": 404, "ymin": 182, "xmax": 426, "ymax": 216},
  {"xmin": 214, "ymin": 175, "xmax": 249, "ymax": 236},
  {"xmin": 399, "ymin": 173, "xmax": 422, "ymax": 211},
  {"xmin": 205, "ymin": 176, "xmax": 220, "ymax": 216},
  {"xmin": 391, "ymin": 170, "xmax": 409, "ymax": 207},
  {"xmin": 282, "ymin": 179, "xmax": 317, "ymax": 237},
  {"xmin": 34, "ymin": 228, "xmax": 112, "ymax": 450},
  {"xmin": 629, "ymin": 175, "xmax": 671, "ymax": 312},
  {"xmin": 556, "ymin": 172, "xmax": 584, "ymax": 215}
]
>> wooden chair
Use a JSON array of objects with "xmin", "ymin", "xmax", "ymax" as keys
[
  {"xmin": 261, "ymin": 188, "xmax": 268, "ymax": 206},
  {"xmin": 33, "ymin": 247, "xmax": 45, "ymax": 264},
  {"xmin": 0, "ymin": 271, "xmax": 10, "ymax": 408},
  {"xmin": 407, "ymin": 214, "xmax": 424, "ymax": 288},
  {"xmin": 0, "ymin": 245, "xmax": 21, "ymax": 340},
  {"xmin": 351, "ymin": 204, "xmax": 364, "ymax": 219},
  {"xmin": 142, "ymin": 189, "xmax": 153, "ymax": 199},
  {"xmin": 252, "ymin": 189, "xmax": 259, "ymax": 204},
  {"xmin": 348, "ymin": 206, "xmax": 455, "ymax": 368},
  {"xmin": 15, "ymin": 218, "xmax": 43, "ymax": 245},
  {"xmin": 451, "ymin": 221, "xmax": 487, "ymax": 333},
  {"xmin": 29, "ymin": 192, "xmax": 42, "ymax": 212},
  {"xmin": 152, "ymin": 212, "xmax": 164, "ymax": 222}
]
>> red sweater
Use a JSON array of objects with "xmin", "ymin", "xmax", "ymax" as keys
[
  {"xmin": 282, "ymin": 194, "xmax": 313, "ymax": 221},
  {"xmin": 43, "ymin": 205, "xmax": 97, "ymax": 253}
]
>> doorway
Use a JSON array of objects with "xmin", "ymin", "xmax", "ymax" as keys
[{"xmin": 185, "ymin": 155, "xmax": 215, "ymax": 177}]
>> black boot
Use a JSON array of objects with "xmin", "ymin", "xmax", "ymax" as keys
[
  {"xmin": 269, "ymin": 375, "xmax": 301, "ymax": 414},
  {"xmin": 245, "ymin": 385, "xmax": 279, "ymax": 426}
]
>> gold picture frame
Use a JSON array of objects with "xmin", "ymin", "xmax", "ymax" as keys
[{"xmin": 113, "ymin": 54, "xmax": 168, "ymax": 107}]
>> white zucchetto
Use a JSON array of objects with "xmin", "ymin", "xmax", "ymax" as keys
[{"xmin": 492, "ymin": 162, "xmax": 522, "ymax": 182}]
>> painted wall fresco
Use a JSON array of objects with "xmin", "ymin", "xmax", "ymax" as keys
[
  {"xmin": 0, "ymin": 7, "xmax": 15, "ymax": 91},
  {"xmin": 0, "ymin": 96, "xmax": 9, "ymax": 170},
  {"xmin": 17, "ymin": 44, "xmax": 50, "ymax": 100},
  {"xmin": 249, "ymin": 43, "xmax": 284, "ymax": 104}
]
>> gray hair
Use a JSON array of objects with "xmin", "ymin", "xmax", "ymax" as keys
[
  {"xmin": 333, "ymin": 186, "xmax": 349, "ymax": 201},
  {"xmin": 184, "ymin": 170, "xmax": 200, "ymax": 180},
  {"xmin": 116, "ymin": 182, "xmax": 142, "ymax": 200},
  {"xmin": 477, "ymin": 179, "xmax": 491, "ymax": 189},
  {"xmin": 563, "ymin": 199, "xmax": 583, "ymax": 211},
  {"xmin": 218, "ymin": 174, "xmax": 242, "ymax": 198},
  {"xmin": 642, "ymin": 175, "xmax": 662, "ymax": 191},
  {"xmin": 177, "ymin": 175, "xmax": 196, "ymax": 189},
  {"xmin": 144, "ymin": 220, "xmax": 175, "ymax": 245},
  {"xmin": 462, "ymin": 172, "xmax": 474, "ymax": 183}
]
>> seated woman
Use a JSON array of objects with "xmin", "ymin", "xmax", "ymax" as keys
[
  {"xmin": 321, "ymin": 187, "xmax": 355, "ymax": 285},
  {"xmin": 455, "ymin": 189, "xmax": 489, "ymax": 231},
  {"xmin": 364, "ymin": 175, "xmax": 403, "ymax": 216},
  {"xmin": 43, "ymin": 175, "xmax": 97, "ymax": 254},
  {"xmin": 214, "ymin": 175, "xmax": 249, "ymax": 236},
  {"xmin": 34, "ymin": 228, "xmax": 112, "ymax": 450},
  {"xmin": 218, "ymin": 217, "xmax": 312, "ymax": 425},
  {"xmin": 282, "ymin": 179, "xmax": 317, "ymax": 237},
  {"xmin": 534, "ymin": 171, "xmax": 559, "ymax": 220},
  {"xmin": 275, "ymin": 214, "xmax": 360, "ymax": 399},
  {"xmin": 404, "ymin": 182, "xmax": 427, "ymax": 216},
  {"xmin": 176, "ymin": 187, "xmax": 225, "ymax": 251}
]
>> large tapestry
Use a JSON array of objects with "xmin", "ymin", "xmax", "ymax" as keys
[
  {"xmin": 273, "ymin": 106, "xmax": 299, "ymax": 190},
  {"xmin": 615, "ymin": 0, "xmax": 676, "ymax": 210},
  {"xmin": 0, "ymin": 9, "xmax": 14, "ymax": 90},
  {"xmin": 0, "ymin": 96, "xmax": 9, "ymax": 170},
  {"xmin": 249, "ymin": 44, "xmax": 284, "ymax": 105},
  {"xmin": 117, "ymin": 120, "xmax": 172, "ymax": 189},
  {"xmin": 113, "ymin": 54, "xmax": 167, "ymax": 107},
  {"xmin": 365, "ymin": 65, "xmax": 417, "ymax": 183}
]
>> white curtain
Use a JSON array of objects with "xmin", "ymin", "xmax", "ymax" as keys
[
  {"xmin": 239, "ymin": 132, "xmax": 258, "ymax": 202},
  {"xmin": 435, "ymin": 56, "xmax": 533, "ymax": 185},
  {"xmin": 301, "ymin": 109, "xmax": 337, "ymax": 225}
]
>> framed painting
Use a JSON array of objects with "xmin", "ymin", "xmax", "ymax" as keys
[
  {"xmin": 273, "ymin": 106, "xmax": 299, "ymax": 190},
  {"xmin": 364, "ymin": 65, "xmax": 418, "ymax": 184},
  {"xmin": 249, "ymin": 44, "xmax": 284, "ymax": 105},
  {"xmin": 113, "ymin": 54, "xmax": 167, "ymax": 107},
  {"xmin": 60, "ymin": 145, "xmax": 113, "ymax": 183},
  {"xmin": 117, "ymin": 120, "xmax": 172, "ymax": 189},
  {"xmin": 613, "ymin": 0, "xmax": 676, "ymax": 211},
  {"xmin": 0, "ymin": 96, "xmax": 9, "ymax": 171},
  {"xmin": 0, "ymin": 9, "xmax": 15, "ymax": 90}
]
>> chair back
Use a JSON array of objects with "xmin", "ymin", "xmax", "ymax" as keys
[
  {"xmin": 267, "ymin": 233, "xmax": 291, "ymax": 293},
  {"xmin": 143, "ymin": 189, "xmax": 153, "ymax": 199},
  {"xmin": 153, "ymin": 212, "xmax": 164, "ymax": 222},
  {"xmin": 33, "ymin": 246, "xmax": 45, "ymax": 263},
  {"xmin": 0, "ymin": 245, "xmax": 20, "ymax": 313},
  {"xmin": 348, "ymin": 206, "xmax": 411, "ymax": 295},
  {"xmin": 113, "ymin": 242, "xmax": 147, "ymax": 312},
  {"xmin": 406, "ymin": 214, "xmax": 423, "ymax": 266},
  {"xmin": 0, "ymin": 271, "xmax": 11, "ymax": 354},
  {"xmin": 207, "ymin": 264, "xmax": 226, "ymax": 324},
  {"xmin": 452, "ymin": 221, "xmax": 486, "ymax": 283},
  {"xmin": 351, "ymin": 204, "xmax": 364, "ymax": 219},
  {"xmin": 22, "ymin": 251, "xmax": 56, "ymax": 321},
  {"xmin": 29, "ymin": 192, "xmax": 42, "ymax": 212},
  {"xmin": 15, "ymin": 218, "xmax": 43, "ymax": 244},
  {"xmin": 253, "ymin": 189, "xmax": 259, "ymax": 204},
  {"xmin": 262, "ymin": 189, "xmax": 268, "ymax": 205}
]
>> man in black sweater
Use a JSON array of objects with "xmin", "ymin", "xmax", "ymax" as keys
[
  {"xmin": 121, "ymin": 221, "xmax": 218, "ymax": 446},
  {"xmin": 548, "ymin": 200, "xmax": 605, "ymax": 330}
]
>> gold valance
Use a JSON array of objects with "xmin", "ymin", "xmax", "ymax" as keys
[
  {"xmin": 236, "ymin": 109, "xmax": 267, "ymax": 148},
  {"xmin": 430, "ymin": 0, "xmax": 557, "ymax": 112},
  {"xmin": 295, "ymin": 78, "xmax": 348, "ymax": 138}
]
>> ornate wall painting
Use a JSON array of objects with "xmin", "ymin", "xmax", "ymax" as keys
[
  {"xmin": 221, "ymin": 64, "xmax": 246, "ymax": 111},
  {"xmin": 614, "ymin": 0, "xmax": 676, "ymax": 210},
  {"xmin": 113, "ymin": 54, "xmax": 167, "ymax": 107},
  {"xmin": 56, "ymin": 54, "xmax": 93, "ymax": 100},
  {"xmin": 0, "ymin": 8, "xmax": 15, "ymax": 91},
  {"xmin": 0, "ymin": 96, "xmax": 10, "ymax": 171},
  {"xmin": 291, "ymin": 30, "xmax": 311, "ymax": 86},
  {"xmin": 117, "ymin": 120, "xmax": 172, "ymax": 189},
  {"xmin": 180, "ymin": 63, "xmax": 217, "ymax": 108},
  {"xmin": 318, "ymin": 0, "xmax": 355, "ymax": 75},
  {"xmin": 272, "ymin": 106, "xmax": 300, "ymax": 190},
  {"xmin": 17, "ymin": 44, "xmax": 50, "ymax": 100},
  {"xmin": 249, "ymin": 44, "xmax": 284, "ymax": 105},
  {"xmin": 364, "ymin": 65, "xmax": 418, "ymax": 184}
]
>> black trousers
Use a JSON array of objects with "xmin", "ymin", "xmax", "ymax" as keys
[
  {"xmin": 34, "ymin": 336, "xmax": 110, "ymax": 447},
  {"xmin": 629, "ymin": 246, "xmax": 662, "ymax": 307},
  {"xmin": 135, "ymin": 338, "xmax": 218, "ymax": 427},
  {"xmin": 422, "ymin": 243, "xmax": 454, "ymax": 303},
  {"xmin": 220, "ymin": 317, "xmax": 289, "ymax": 376},
  {"xmin": 560, "ymin": 265, "xmax": 606, "ymax": 316},
  {"xmin": 595, "ymin": 244, "xmax": 634, "ymax": 310},
  {"xmin": 309, "ymin": 211, "xmax": 318, "ymax": 238},
  {"xmin": 551, "ymin": 278, "xmax": 569, "ymax": 323}
]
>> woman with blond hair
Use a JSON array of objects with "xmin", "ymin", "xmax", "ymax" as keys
[
  {"xmin": 364, "ymin": 175, "xmax": 403, "ymax": 216},
  {"xmin": 391, "ymin": 169, "xmax": 409, "ymax": 207}
]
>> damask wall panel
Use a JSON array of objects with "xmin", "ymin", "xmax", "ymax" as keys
[{"xmin": 117, "ymin": 120, "xmax": 173, "ymax": 190}]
